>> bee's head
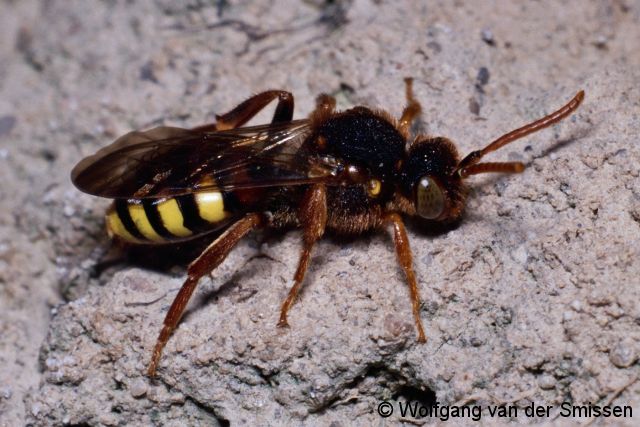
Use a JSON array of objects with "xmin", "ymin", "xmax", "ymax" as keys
[
  {"xmin": 401, "ymin": 137, "xmax": 465, "ymax": 223},
  {"xmin": 400, "ymin": 90, "xmax": 584, "ymax": 224}
]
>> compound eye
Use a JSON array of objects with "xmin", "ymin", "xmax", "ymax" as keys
[{"xmin": 416, "ymin": 176, "xmax": 445, "ymax": 219}]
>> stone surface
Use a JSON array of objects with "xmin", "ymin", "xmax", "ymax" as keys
[{"xmin": 0, "ymin": 0, "xmax": 638, "ymax": 425}]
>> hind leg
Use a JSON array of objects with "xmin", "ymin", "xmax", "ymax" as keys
[
  {"xmin": 148, "ymin": 213, "xmax": 263, "ymax": 376},
  {"xmin": 192, "ymin": 90, "xmax": 294, "ymax": 132}
]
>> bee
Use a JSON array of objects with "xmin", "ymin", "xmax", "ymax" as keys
[{"xmin": 71, "ymin": 79, "xmax": 584, "ymax": 376}]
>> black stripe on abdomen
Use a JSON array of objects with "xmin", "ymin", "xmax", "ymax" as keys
[
  {"xmin": 221, "ymin": 190, "xmax": 241, "ymax": 212},
  {"xmin": 114, "ymin": 199, "xmax": 145, "ymax": 240},
  {"xmin": 176, "ymin": 194, "xmax": 211, "ymax": 233},
  {"xmin": 143, "ymin": 199, "xmax": 173, "ymax": 239}
]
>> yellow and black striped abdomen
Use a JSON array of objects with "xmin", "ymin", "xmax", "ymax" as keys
[{"xmin": 106, "ymin": 191, "xmax": 234, "ymax": 244}]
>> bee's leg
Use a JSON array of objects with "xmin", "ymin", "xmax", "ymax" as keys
[
  {"xmin": 148, "ymin": 213, "xmax": 263, "ymax": 377},
  {"xmin": 277, "ymin": 184, "xmax": 327, "ymax": 327},
  {"xmin": 398, "ymin": 77, "xmax": 423, "ymax": 140},
  {"xmin": 383, "ymin": 212, "xmax": 427, "ymax": 342},
  {"xmin": 192, "ymin": 90, "xmax": 294, "ymax": 132}
]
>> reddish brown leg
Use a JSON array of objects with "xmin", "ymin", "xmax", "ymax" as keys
[
  {"xmin": 277, "ymin": 184, "xmax": 327, "ymax": 327},
  {"xmin": 148, "ymin": 213, "xmax": 263, "ymax": 376},
  {"xmin": 192, "ymin": 90, "xmax": 294, "ymax": 132},
  {"xmin": 383, "ymin": 213, "xmax": 427, "ymax": 343},
  {"xmin": 398, "ymin": 77, "xmax": 423, "ymax": 140}
]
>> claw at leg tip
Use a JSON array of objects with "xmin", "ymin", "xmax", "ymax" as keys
[{"xmin": 277, "ymin": 318, "xmax": 290, "ymax": 328}]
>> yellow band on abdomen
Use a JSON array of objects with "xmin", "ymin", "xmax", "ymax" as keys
[
  {"xmin": 156, "ymin": 198, "xmax": 193, "ymax": 238},
  {"xmin": 106, "ymin": 210, "xmax": 140, "ymax": 243},
  {"xmin": 128, "ymin": 203, "xmax": 164, "ymax": 242},
  {"xmin": 195, "ymin": 192, "xmax": 229, "ymax": 223},
  {"xmin": 105, "ymin": 191, "xmax": 231, "ymax": 244}
]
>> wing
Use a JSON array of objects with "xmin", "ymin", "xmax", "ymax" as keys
[{"xmin": 71, "ymin": 120, "xmax": 344, "ymax": 199}]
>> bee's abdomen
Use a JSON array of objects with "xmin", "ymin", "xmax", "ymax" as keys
[{"xmin": 106, "ymin": 191, "xmax": 235, "ymax": 244}]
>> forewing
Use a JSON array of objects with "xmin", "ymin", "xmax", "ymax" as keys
[
  {"xmin": 71, "ymin": 126, "xmax": 198, "ymax": 198},
  {"xmin": 71, "ymin": 120, "xmax": 342, "ymax": 199}
]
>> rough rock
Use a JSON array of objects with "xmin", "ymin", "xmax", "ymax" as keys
[{"xmin": 0, "ymin": 0, "xmax": 638, "ymax": 425}]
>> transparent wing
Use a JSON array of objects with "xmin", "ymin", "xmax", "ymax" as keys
[{"xmin": 71, "ymin": 120, "xmax": 344, "ymax": 199}]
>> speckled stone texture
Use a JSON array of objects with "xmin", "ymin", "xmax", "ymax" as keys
[{"xmin": 0, "ymin": 1, "xmax": 638, "ymax": 426}]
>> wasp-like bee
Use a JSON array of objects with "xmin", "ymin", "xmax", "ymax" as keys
[{"xmin": 72, "ymin": 79, "xmax": 584, "ymax": 376}]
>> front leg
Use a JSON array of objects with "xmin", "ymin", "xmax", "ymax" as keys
[
  {"xmin": 383, "ymin": 212, "xmax": 427, "ymax": 342},
  {"xmin": 277, "ymin": 184, "xmax": 327, "ymax": 327}
]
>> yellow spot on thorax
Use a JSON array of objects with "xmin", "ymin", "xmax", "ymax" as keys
[{"xmin": 367, "ymin": 179, "xmax": 382, "ymax": 197}]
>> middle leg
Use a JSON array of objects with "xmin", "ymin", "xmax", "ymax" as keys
[{"xmin": 277, "ymin": 184, "xmax": 327, "ymax": 327}]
